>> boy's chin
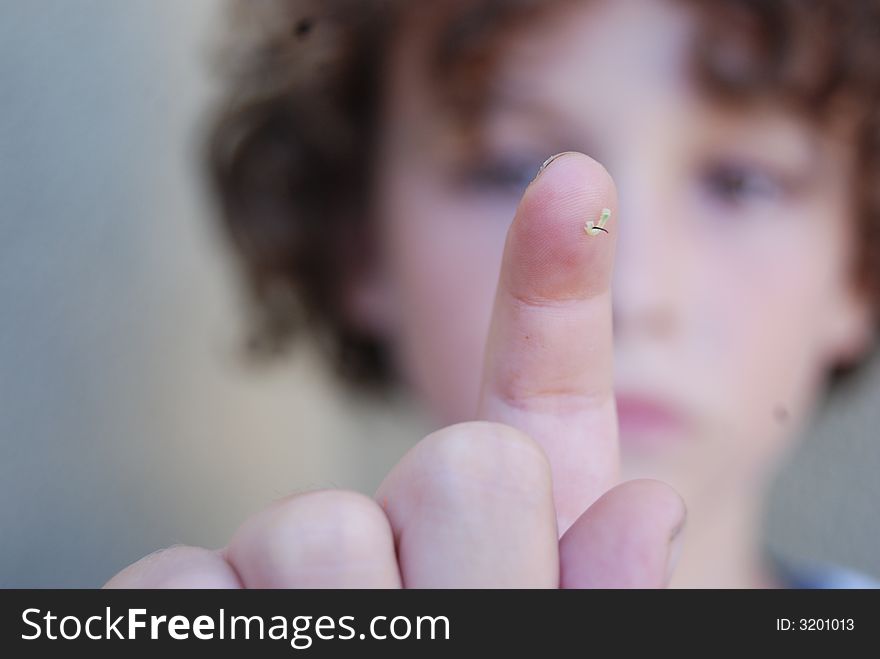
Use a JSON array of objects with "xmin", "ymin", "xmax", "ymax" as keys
[{"xmin": 618, "ymin": 437, "xmax": 697, "ymax": 490}]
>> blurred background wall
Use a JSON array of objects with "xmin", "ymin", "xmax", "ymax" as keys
[{"xmin": 0, "ymin": 0, "xmax": 878, "ymax": 587}]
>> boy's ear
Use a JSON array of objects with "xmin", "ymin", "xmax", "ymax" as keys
[
  {"xmin": 824, "ymin": 282, "xmax": 875, "ymax": 368},
  {"xmin": 336, "ymin": 211, "xmax": 399, "ymax": 340},
  {"xmin": 341, "ymin": 259, "xmax": 399, "ymax": 340}
]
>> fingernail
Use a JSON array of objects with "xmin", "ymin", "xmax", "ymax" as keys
[
  {"xmin": 533, "ymin": 151, "xmax": 578, "ymax": 183},
  {"xmin": 665, "ymin": 518, "xmax": 686, "ymax": 587}
]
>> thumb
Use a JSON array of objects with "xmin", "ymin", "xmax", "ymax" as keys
[{"xmin": 559, "ymin": 479, "xmax": 686, "ymax": 588}]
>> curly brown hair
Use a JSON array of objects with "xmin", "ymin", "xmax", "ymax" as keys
[{"xmin": 206, "ymin": 0, "xmax": 880, "ymax": 388}]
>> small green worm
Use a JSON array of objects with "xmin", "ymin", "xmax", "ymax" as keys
[{"xmin": 585, "ymin": 208, "xmax": 612, "ymax": 236}]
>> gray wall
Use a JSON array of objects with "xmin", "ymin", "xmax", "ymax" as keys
[
  {"xmin": 0, "ymin": 0, "xmax": 420, "ymax": 588},
  {"xmin": 1, "ymin": 1, "xmax": 878, "ymax": 587}
]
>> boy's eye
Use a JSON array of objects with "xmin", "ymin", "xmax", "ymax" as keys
[
  {"xmin": 699, "ymin": 161, "xmax": 787, "ymax": 207},
  {"xmin": 455, "ymin": 157, "xmax": 537, "ymax": 196}
]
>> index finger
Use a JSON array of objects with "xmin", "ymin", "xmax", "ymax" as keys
[{"xmin": 477, "ymin": 152, "xmax": 619, "ymax": 534}]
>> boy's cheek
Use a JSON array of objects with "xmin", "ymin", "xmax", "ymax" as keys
[
  {"xmin": 701, "ymin": 263, "xmax": 831, "ymax": 463},
  {"xmin": 382, "ymin": 193, "xmax": 511, "ymax": 422}
]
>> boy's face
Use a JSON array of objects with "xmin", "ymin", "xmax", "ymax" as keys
[{"xmin": 365, "ymin": 0, "xmax": 872, "ymax": 504}]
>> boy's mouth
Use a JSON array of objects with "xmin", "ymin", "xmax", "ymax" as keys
[{"xmin": 615, "ymin": 392, "xmax": 688, "ymax": 449}]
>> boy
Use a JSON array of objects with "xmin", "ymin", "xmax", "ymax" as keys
[{"xmin": 108, "ymin": 0, "xmax": 880, "ymax": 587}]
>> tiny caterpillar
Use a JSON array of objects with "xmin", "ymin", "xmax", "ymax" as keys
[{"xmin": 585, "ymin": 208, "xmax": 612, "ymax": 236}]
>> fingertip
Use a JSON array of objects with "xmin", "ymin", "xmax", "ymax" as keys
[
  {"xmin": 530, "ymin": 151, "xmax": 615, "ymax": 202},
  {"xmin": 505, "ymin": 152, "xmax": 618, "ymax": 303}
]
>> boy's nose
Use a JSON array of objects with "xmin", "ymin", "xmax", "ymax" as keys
[{"xmin": 610, "ymin": 180, "xmax": 685, "ymax": 341}]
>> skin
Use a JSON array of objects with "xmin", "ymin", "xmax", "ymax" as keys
[
  {"xmin": 107, "ymin": 0, "xmax": 872, "ymax": 588},
  {"xmin": 108, "ymin": 154, "xmax": 685, "ymax": 589}
]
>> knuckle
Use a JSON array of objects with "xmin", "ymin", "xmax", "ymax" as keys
[
  {"xmin": 418, "ymin": 421, "xmax": 551, "ymax": 499},
  {"xmin": 260, "ymin": 490, "xmax": 392, "ymax": 564},
  {"xmin": 104, "ymin": 545, "xmax": 234, "ymax": 589}
]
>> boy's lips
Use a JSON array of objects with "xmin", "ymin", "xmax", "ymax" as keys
[{"xmin": 614, "ymin": 392, "xmax": 688, "ymax": 447}]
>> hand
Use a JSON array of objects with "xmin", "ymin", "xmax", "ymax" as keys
[{"xmin": 105, "ymin": 153, "xmax": 685, "ymax": 589}]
